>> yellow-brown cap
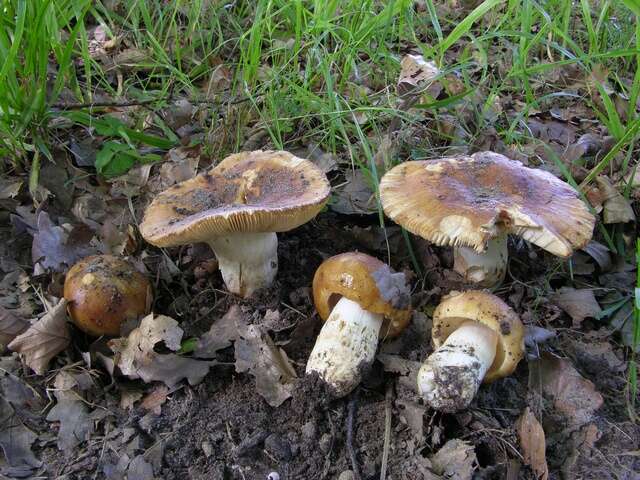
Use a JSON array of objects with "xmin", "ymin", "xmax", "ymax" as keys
[
  {"xmin": 140, "ymin": 150, "xmax": 331, "ymax": 247},
  {"xmin": 64, "ymin": 255, "xmax": 152, "ymax": 336},
  {"xmin": 432, "ymin": 290, "xmax": 524, "ymax": 382},
  {"xmin": 313, "ymin": 252, "xmax": 411, "ymax": 339},
  {"xmin": 380, "ymin": 151, "xmax": 595, "ymax": 256}
]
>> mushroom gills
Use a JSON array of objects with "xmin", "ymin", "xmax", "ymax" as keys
[
  {"xmin": 417, "ymin": 321, "xmax": 498, "ymax": 412},
  {"xmin": 305, "ymin": 296, "xmax": 383, "ymax": 397},
  {"xmin": 453, "ymin": 234, "xmax": 508, "ymax": 288},
  {"xmin": 208, "ymin": 232, "xmax": 278, "ymax": 297}
]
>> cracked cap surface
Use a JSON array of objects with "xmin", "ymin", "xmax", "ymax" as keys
[
  {"xmin": 432, "ymin": 290, "xmax": 524, "ymax": 383},
  {"xmin": 312, "ymin": 252, "xmax": 412, "ymax": 339},
  {"xmin": 140, "ymin": 150, "xmax": 331, "ymax": 247},
  {"xmin": 380, "ymin": 151, "xmax": 595, "ymax": 255}
]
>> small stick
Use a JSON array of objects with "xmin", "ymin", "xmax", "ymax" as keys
[
  {"xmin": 346, "ymin": 389, "xmax": 361, "ymax": 480},
  {"xmin": 379, "ymin": 382, "xmax": 394, "ymax": 480}
]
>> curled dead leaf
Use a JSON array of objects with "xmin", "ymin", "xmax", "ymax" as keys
[
  {"xmin": 109, "ymin": 313, "xmax": 214, "ymax": 387},
  {"xmin": 0, "ymin": 306, "xmax": 28, "ymax": 350},
  {"xmin": 235, "ymin": 324, "xmax": 296, "ymax": 407},
  {"xmin": 596, "ymin": 177, "xmax": 636, "ymax": 224},
  {"xmin": 551, "ymin": 288, "xmax": 602, "ymax": 327},
  {"xmin": 8, "ymin": 299, "xmax": 70, "ymax": 375},
  {"xmin": 398, "ymin": 54, "xmax": 441, "ymax": 99},
  {"xmin": 537, "ymin": 353, "xmax": 603, "ymax": 426},
  {"xmin": 428, "ymin": 439, "xmax": 477, "ymax": 480},
  {"xmin": 194, "ymin": 304, "xmax": 244, "ymax": 358},
  {"xmin": 516, "ymin": 407, "xmax": 549, "ymax": 480}
]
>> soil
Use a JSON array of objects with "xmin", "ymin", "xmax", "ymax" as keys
[{"xmin": 18, "ymin": 212, "xmax": 639, "ymax": 480}]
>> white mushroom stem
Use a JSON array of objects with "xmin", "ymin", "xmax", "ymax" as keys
[
  {"xmin": 417, "ymin": 321, "xmax": 498, "ymax": 412},
  {"xmin": 453, "ymin": 234, "xmax": 508, "ymax": 288},
  {"xmin": 306, "ymin": 297, "xmax": 383, "ymax": 397},
  {"xmin": 208, "ymin": 232, "xmax": 278, "ymax": 297}
]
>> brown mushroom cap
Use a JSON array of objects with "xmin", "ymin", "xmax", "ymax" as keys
[
  {"xmin": 312, "ymin": 252, "xmax": 411, "ymax": 339},
  {"xmin": 64, "ymin": 255, "xmax": 151, "ymax": 336},
  {"xmin": 139, "ymin": 150, "xmax": 331, "ymax": 247},
  {"xmin": 432, "ymin": 290, "xmax": 524, "ymax": 383},
  {"xmin": 380, "ymin": 151, "xmax": 595, "ymax": 256}
]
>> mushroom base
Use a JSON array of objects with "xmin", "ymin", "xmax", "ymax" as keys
[
  {"xmin": 417, "ymin": 321, "xmax": 498, "ymax": 412},
  {"xmin": 453, "ymin": 234, "xmax": 508, "ymax": 288},
  {"xmin": 208, "ymin": 232, "xmax": 278, "ymax": 298},
  {"xmin": 305, "ymin": 297, "xmax": 383, "ymax": 398}
]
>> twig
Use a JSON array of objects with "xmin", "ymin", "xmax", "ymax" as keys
[
  {"xmin": 380, "ymin": 382, "xmax": 394, "ymax": 480},
  {"xmin": 346, "ymin": 389, "xmax": 361, "ymax": 480}
]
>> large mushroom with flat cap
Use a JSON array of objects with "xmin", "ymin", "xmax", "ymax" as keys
[
  {"xmin": 380, "ymin": 151, "xmax": 596, "ymax": 287},
  {"xmin": 140, "ymin": 150, "xmax": 330, "ymax": 297},
  {"xmin": 418, "ymin": 290, "xmax": 524, "ymax": 412},
  {"xmin": 306, "ymin": 252, "xmax": 411, "ymax": 397}
]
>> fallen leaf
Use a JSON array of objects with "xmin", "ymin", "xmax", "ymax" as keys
[
  {"xmin": 330, "ymin": 169, "xmax": 376, "ymax": 215},
  {"xmin": 305, "ymin": 143, "xmax": 338, "ymax": 173},
  {"xmin": 596, "ymin": 177, "xmax": 636, "ymax": 224},
  {"xmin": 396, "ymin": 399, "xmax": 427, "ymax": 439},
  {"xmin": 109, "ymin": 313, "xmax": 214, "ymax": 387},
  {"xmin": 428, "ymin": 439, "xmax": 477, "ymax": 480},
  {"xmin": 194, "ymin": 305, "xmax": 244, "ymax": 358},
  {"xmin": 398, "ymin": 54, "xmax": 441, "ymax": 99},
  {"xmin": 524, "ymin": 325, "xmax": 556, "ymax": 348},
  {"xmin": 140, "ymin": 385, "xmax": 169, "ymax": 414},
  {"xmin": 8, "ymin": 298, "xmax": 70, "ymax": 375},
  {"xmin": 0, "ymin": 398, "xmax": 41, "ymax": 472},
  {"xmin": 235, "ymin": 324, "xmax": 296, "ymax": 407},
  {"xmin": 580, "ymin": 241, "xmax": 612, "ymax": 271},
  {"xmin": 551, "ymin": 288, "xmax": 602, "ymax": 327},
  {"xmin": 0, "ymin": 306, "xmax": 28, "ymax": 350},
  {"xmin": 0, "ymin": 178, "xmax": 22, "ymax": 199},
  {"xmin": 31, "ymin": 211, "xmax": 96, "ymax": 272},
  {"xmin": 516, "ymin": 408, "xmax": 549, "ymax": 480},
  {"xmin": 127, "ymin": 455, "xmax": 154, "ymax": 480},
  {"xmin": 120, "ymin": 389, "xmax": 143, "ymax": 410},
  {"xmin": 46, "ymin": 395, "xmax": 93, "ymax": 452},
  {"xmin": 537, "ymin": 353, "xmax": 603, "ymax": 426}
]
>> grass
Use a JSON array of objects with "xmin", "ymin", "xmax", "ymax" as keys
[{"xmin": 0, "ymin": 0, "xmax": 639, "ymax": 411}]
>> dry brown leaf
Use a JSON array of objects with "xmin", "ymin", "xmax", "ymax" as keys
[
  {"xmin": 551, "ymin": 287, "xmax": 602, "ymax": 327},
  {"xmin": 516, "ymin": 408, "xmax": 549, "ymax": 480},
  {"xmin": 31, "ymin": 212, "xmax": 97, "ymax": 272},
  {"xmin": 596, "ymin": 177, "xmax": 636, "ymax": 224},
  {"xmin": 110, "ymin": 313, "xmax": 214, "ymax": 387},
  {"xmin": 46, "ymin": 371, "xmax": 94, "ymax": 452},
  {"xmin": 580, "ymin": 241, "xmax": 612, "ymax": 271},
  {"xmin": 0, "ymin": 178, "xmax": 22, "ymax": 200},
  {"xmin": 140, "ymin": 385, "xmax": 169, "ymax": 414},
  {"xmin": 120, "ymin": 389, "xmax": 143, "ymax": 410},
  {"xmin": 537, "ymin": 353, "xmax": 603, "ymax": 426},
  {"xmin": 398, "ymin": 54, "xmax": 441, "ymax": 98},
  {"xmin": 8, "ymin": 299, "xmax": 70, "ymax": 375},
  {"xmin": 330, "ymin": 169, "xmax": 376, "ymax": 215},
  {"xmin": 235, "ymin": 324, "xmax": 296, "ymax": 407},
  {"xmin": 428, "ymin": 439, "xmax": 477, "ymax": 480},
  {"xmin": 194, "ymin": 305, "xmax": 244, "ymax": 358},
  {"xmin": 0, "ymin": 306, "xmax": 28, "ymax": 350}
]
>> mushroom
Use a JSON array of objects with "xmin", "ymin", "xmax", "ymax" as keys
[
  {"xmin": 306, "ymin": 252, "xmax": 411, "ymax": 397},
  {"xmin": 139, "ymin": 150, "xmax": 330, "ymax": 297},
  {"xmin": 417, "ymin": 290, "xmax": 524, "ymax": 412},
  {"xmin": 380, "ymin": 151, "xmax": 596, "ymax": 287},
  {"xmin": 64, "ymin": 255, "xmax": 152, "ymax": 336}
]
